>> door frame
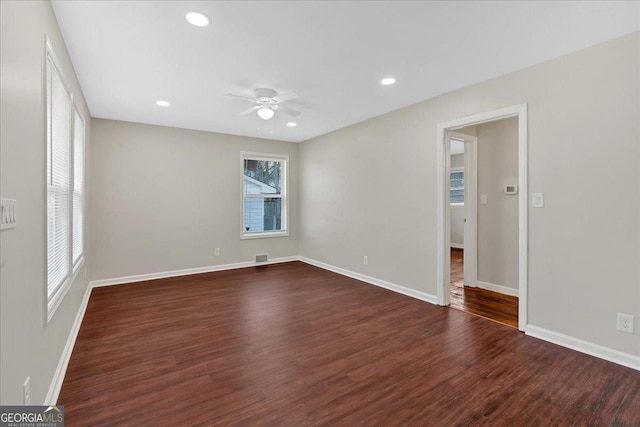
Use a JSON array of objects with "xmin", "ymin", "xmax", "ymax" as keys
[
  {"xmin": 448, "ymin": 131, "xmax": 478, "ymax": 287},
  {"xmin": 436, "ymin": 104, "xmax": 528, "ymax": 331}
]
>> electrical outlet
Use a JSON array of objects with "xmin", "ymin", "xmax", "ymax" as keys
[
  {"xmin": 214, "ymin": 248, "xmax": 220, "ymax": 256},
  {"xmin": 617, "ymin": 313, "xmax": 634, "ymax": 334},
  {"xmin": 363, "ymin": 256, "xmax": 368, "ymax": 266},
  {"xmin": 23, "ymin": 377, "xmax": 30, "ymax": 405}
]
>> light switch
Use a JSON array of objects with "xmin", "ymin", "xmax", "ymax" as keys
[
  {"xmin": 480, "ymin": 194, "xmax": 488, "ymax": 205},
  {"xmin": 532, "ymin": 193, "xmax": 544, "ymax": 208}
]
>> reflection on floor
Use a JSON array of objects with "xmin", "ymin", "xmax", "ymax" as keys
[{"xmin": 450, "ymin": 248, "xmax": 518, "ymax": 328}]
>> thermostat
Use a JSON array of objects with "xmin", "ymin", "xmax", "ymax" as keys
[{"xmin": 504, "ymin": 185, "xmax": 518, "ymax": 195}]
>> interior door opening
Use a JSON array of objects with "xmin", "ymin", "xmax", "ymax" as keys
[{"xmin": 437, "ymin": 104, "xmax": 528, "ymax": 331}]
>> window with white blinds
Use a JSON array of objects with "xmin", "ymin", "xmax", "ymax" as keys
[{"xmin": 46, "ymin": 43, "xmax": 84, "ymax": 320}]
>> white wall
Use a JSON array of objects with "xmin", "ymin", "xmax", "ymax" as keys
[
  {"xmin": 89, "ymin": 119, "xmax": 299, "ymax": 281},
  {"xmin": 0, "ymin": 0, "xmax": 91, "ymax": 404},
  {"xmin": 299, "ymin": 32, "xmax": 640, "ymax": 357},
  {"xmin": 476, "ymin": 118, "xmax": 519, "ymax": 290}
]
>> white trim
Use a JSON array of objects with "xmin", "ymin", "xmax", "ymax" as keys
[
  {"xmin": 476, "ymin": 280, "xmax": 519, "ymax": 297},
  {"xmin": 457, "ymin": 132, "xmax": 478, "ymax": 288},
  {"xmin": 450, "ymin": 243, "xmax": 464, "ymax": 249},
  {"xmin": 526, "ymin": 325, "xmax": 640, "ymax": 372},
  {"xmin": 299, "ymin": 257, "xmax": 438, "ymax": 305},
  {"xmin": 437, "ymin": 103, "xmax": 528, "ymax": 331},
  {"xmin": 89, "ymin": 256, "xmax": 299, "ymax": 288},
  {"xmin": 45, "ymin": 282, "xmax": 92, "ymax": 404}
]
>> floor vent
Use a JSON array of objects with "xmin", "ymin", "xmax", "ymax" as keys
[{"xmin": 255, "ymin": 253, "xmax": 268, "ymax": 263}]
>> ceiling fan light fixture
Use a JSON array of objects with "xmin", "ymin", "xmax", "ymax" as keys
[
  {"xmin": 186, "ymin": 12, "xmax": 210, "ymax": 27},
  {"xmin": 257, "ymin": 106, "xmax": 274, "ymax": 120}
]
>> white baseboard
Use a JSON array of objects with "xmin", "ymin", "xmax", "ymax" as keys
[
  {"xmin": 45, "ymin": 283, "xmax": 92, "ymax": 405},
  {"xmin": 476, "ymin": 280, "xmax": 519, "ymax": 297},
  {"xmin": 89, "ymin": 256, "xmax": 299, "ymax": 288},
  {"xmin": 526, "ymin": 325, "xmax": 640, "ymax": 371},
  {"xmin": 450, "ymin": 243, "xmax": 464, "ymax": 249},
  {"xmin": 299, "ymin": 256, "xmax": 438, "ymax": 305}
]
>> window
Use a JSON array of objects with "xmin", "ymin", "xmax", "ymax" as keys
[
  {"xmin": 241, "ymin": 152, "xmax": 288, "ymax": 239},
  {"xmin": 46, "ymin": 42, "xmax": 84, "ymax": 320},
  {"xmin": 450, "ymin": 168, "xmax": 464, "ymax": 206}
]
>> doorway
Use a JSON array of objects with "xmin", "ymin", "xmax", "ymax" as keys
[{"xmin": 437, "ymin": 104, "xmax": 528, "ymax": 331}]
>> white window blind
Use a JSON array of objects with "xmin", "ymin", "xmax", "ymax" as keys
[
  {"xmin": 72, "ymin": 111, "xmax": 84, "ymax": 266},
  {"xmin": 46, "ymin": 42, "xmax": 84, "ymax": 321},
  {"xmin": 47, "ymin": 53, "xmax": 72, "ymax": 308}
]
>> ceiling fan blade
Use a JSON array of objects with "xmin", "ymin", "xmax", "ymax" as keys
[
  {"xmin": 277, "ymin": 105, "xmax": 301, "ymax": 117},
  {"xmin": 238, "ymin": 105, "xmax": 261, "ymax": 116},
  {"xmin": 273, "ymin": 91, "xmax": 298, "ymax": 104},
  {"xmin": 226, "ymin": 93, "xmax": 258, "ymax": 103}
]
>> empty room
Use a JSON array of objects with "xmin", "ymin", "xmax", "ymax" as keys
[{"xmin": 1, "ymin": 1, "xmax": 640, "ymax": 425}]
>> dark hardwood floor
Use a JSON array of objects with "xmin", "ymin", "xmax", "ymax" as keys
[
  {"xmin": 450, "ymin": 248, "xmax": 519, "ymax": 328},
  {"xmin": 59, "ymin": 261, "xmax": 640, "ymax": 425}
]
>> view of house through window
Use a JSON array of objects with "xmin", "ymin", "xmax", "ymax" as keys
[{"xmin": 242, "ymin": 153, "xmax": 287, "ymax": 237}]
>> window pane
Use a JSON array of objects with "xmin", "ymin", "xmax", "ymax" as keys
[
  {"xmin": 450, "ymin": 171, "xmax": 464, "ymax": 188},
  {"xmin": 244, "ymin": 197, "xmax": 282, "ymax": 232},
  {"xmin": 47, "ymin": 57, "xmax": 71, "ymax": 300},
  {"xmin": 243, "ymin": 159, "xmax": 282, "ymax": 195},
  {"xmin": 450, "ymin": 189, "xmax": 464, "ymax": 204}
]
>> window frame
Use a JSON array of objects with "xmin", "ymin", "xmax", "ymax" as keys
[
  {"xmin": 240, "ymin": 152, "xmax": 289, "ymax": 240},
  {"xmin": 450, "ymin": 166, "xmax": 465, "ymax": 207},
  {"xmin": 45, "ymin": 38, "xmax": 85, "ymax": 322},
  {"xmin": 71, "ymin": 109, "xmax": 85, "ymax": 271}
]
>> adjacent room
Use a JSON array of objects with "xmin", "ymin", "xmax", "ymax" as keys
[{"xmin": 1, "ymin": 1, "xmax": 639, "ymax": 425}]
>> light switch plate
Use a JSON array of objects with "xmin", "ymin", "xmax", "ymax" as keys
[
  {"xmin": 532, "ymin": 193, "xmax": 544, "ymax": 208},
  {"xmin": 480, "ymin": 194, "xmax": 488, "ymax": 205}
]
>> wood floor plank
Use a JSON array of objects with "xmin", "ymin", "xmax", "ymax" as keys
[
  {"xmin": 58, "ymin": 261, "xmax": 640, "ymax": 425},
  {"xmin": 450, "ymin": 248, "xmax": 519, "ymax": 327}
]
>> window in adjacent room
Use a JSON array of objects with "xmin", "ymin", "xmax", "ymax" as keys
[
  {"xmin": 46, "ymin": 41, "xmax": 84, "ymax": 321},
  {"xmin": 450, "ymin": 168, "xmax": 464, "ymax": 206},
  {"xmin": 241, "ymin": 152, "xmax": 288, "ymax": 239}
]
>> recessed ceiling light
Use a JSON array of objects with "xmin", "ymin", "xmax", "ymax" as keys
[
  {"xmin": 380, "ymin": 77, "xmax": 396, "ymax": 85},
  {"xmin": 287, "ymin": 122, "xmax": 297, "ymax": 127},
  {"xmin": 186, "ymin": 12, "xmax": 210, "ymax": 27},
  {"xmin": 156, "ymin": 100, "xmax": 171, "ymax": 107}
]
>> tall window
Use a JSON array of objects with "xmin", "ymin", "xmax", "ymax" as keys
[
  {"xmin": 241, "ymin": 152, "xmax": 288, "ymax": 239},
  {"xmin": 450, "ymin": 168, "xmax": 464, "ymax": 206},
  {"xmin": 46, "ymin": 43, "xmax": 84, "ymax": 320}
]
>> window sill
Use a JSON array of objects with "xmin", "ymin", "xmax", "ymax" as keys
[
  {"xmin": 241, "ymin": 230, "xmax": 289, "ymax": 240},
  {"xmin": 450, "ymin": 203, "xmax": 465, "ymax": 207}
]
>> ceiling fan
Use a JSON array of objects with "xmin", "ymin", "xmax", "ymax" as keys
[{"xmin": 227, "ymin": 88, "xmax": 301, "ymax": 120}]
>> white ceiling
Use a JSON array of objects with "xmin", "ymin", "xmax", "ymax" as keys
[{"xmin": 51, "ymin": 1, "xmax": 640, "ymax": 143}]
